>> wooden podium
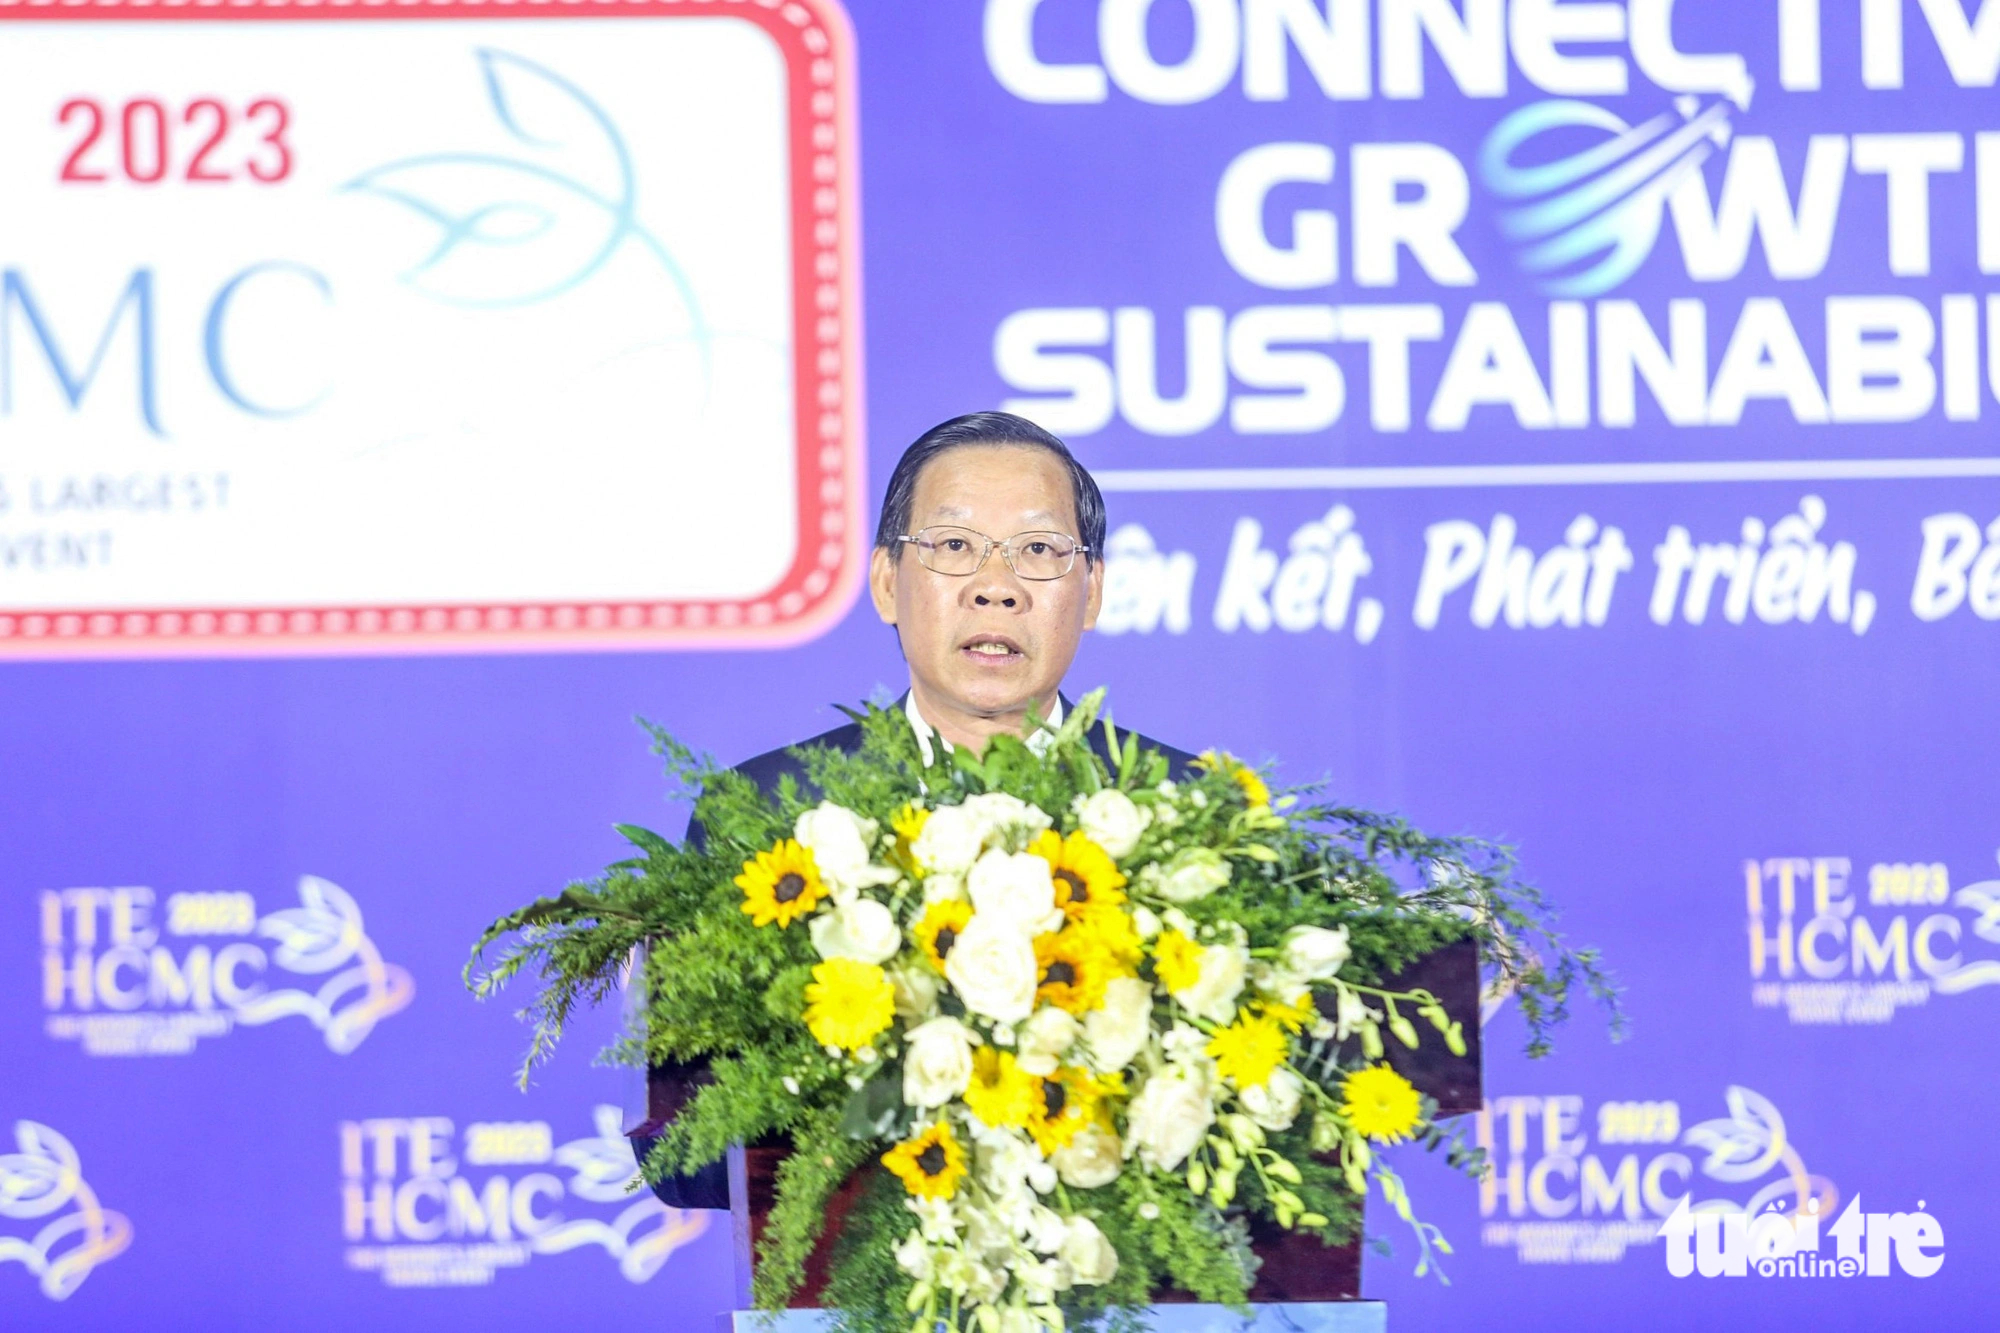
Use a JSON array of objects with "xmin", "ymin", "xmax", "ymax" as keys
[{"xmin": 637, "ymin": 939, "xmax": 1481, "ymax": 1328}]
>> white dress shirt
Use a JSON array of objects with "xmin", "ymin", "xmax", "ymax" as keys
[{"xmin": 905, "ymin": 692, "xmax": 1064, "ymax": 768}]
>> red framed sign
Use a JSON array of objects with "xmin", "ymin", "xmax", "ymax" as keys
[{"xmin": 0, "ymin": 0, "xmax": 862, "ymax": 656}]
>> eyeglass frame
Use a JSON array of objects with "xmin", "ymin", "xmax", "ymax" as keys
[{"xmin": 893, "ymin": 525, "xmax": 1093, "ymax": 581}]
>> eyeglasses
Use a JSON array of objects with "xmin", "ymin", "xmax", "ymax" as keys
[{"xmin": 896, "ymin": 525, "xmax": 1089, "ymax": 581}]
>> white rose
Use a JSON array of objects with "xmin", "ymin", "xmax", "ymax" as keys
[
  {"xmin": 888, "ymin": 961, "xmax": 941, "ymax": 1021},
  {"xmin": 922, "ymin": 871, "xmax": 967, "ymax": 904},
  {"xmin": 1151, "ymin": 848, "xmax": 1232, "ymax": 903},
  {"xmin": 1015, "ymin": 1007, "xmax": 1079, "ymax": 1076},
  {"xmin": 794, "ymin": 802, "xmax": 889, "ymax": 895},
  {"xmin": 1082, "ymin": 976, "xmax": 1153, "ymax": 1073},
  {"xmin": 1026, "ymin": 1205, "xmax": 1070, "ymax": 1255},
  {"xmin": 1073, "ymin": 789, "xmax": 1148, "ymax": 860},
  {"xmin": 902, "ymin": 1016, "xmax": 977, "ymax": 1108},
  {"xmin": 1161, "ymin": 1021, "xmax": 1212, "ymax": 1068},
  {"xmin": 1123, "ymin": 1068, "xmax": 1214, "ymax": 1171},
  {"xmin": 1051, "ymin": 1124, "xmax": 1123, "ymax": 1188},
  {"xmin": 960, "ymin": 792, "xmax": 1053, "ymax": 843},
  {"xmin": 944, "ymin": 914, "xmax": 1039, "ymax": 1023},
  {"xmin": 1058, "ymin": 1215, "xmax": 1120, "ymax": 1286},
  {"xmin": 967, "ymin": 848, "xmax": 1058, "ymax": 931},
  {"xmin": 808, "ymin": 898, "xmax": 901, "ymax": 964},
  {"xmin": 1173, "ymin": 944, "xmax": 1248, "ymax": 1024},
  {"xmin": 1280, "ymin": 925, "xmax": 1351, "ymax": 981},
  {"xmin": 912, "ymin": 804, "xmax": 984, "ymax": 875},
  {"xmin": 1240, "ymin": 1068, "xmax": 1305, "ymax": 1132}
]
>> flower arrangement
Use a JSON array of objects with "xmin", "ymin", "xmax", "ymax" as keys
[{"xmin": 469, "ymin": 693, "xmax": 1614, "ymax": 1332}]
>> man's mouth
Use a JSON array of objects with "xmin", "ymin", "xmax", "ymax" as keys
[{"xmin": 960, "ymin": 634, "xmax": 1024, "ymax": 660}]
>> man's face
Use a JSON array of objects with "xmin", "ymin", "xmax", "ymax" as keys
[{"xmin": 869, "ymin": 444, "xmax": 1103, "ymax": 729}]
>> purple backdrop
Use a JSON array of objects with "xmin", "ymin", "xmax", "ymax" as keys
[{"xmin": 7, "ymin": 1, "xmax": 1995, "ymax": 1329}]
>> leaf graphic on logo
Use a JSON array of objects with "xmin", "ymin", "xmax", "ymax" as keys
[
  {"xmin": 345, "ymin": 48, "xmax": 639, "ymax": 308},
  {"xmin": 476, "ymin": 48, "xmax": 627, "ymax": 199},
  {"xmin": 0, "ymin": 1122, "xmax": 81, "ymax": 1220},
  {"xmin": 1684, "ymin": 1085, "xmax": 1786, "ymax": 1183},
  {"xmin": 259, "ymin": 875, "xmax": 363, "ymax": 975},
  {"xmin": 0, "ymin": 1122, "xmax": 132, "ymax": 1300},
  {"xmin": 555, "ymin": 1105, "xmax": 645, "ymax": 1204}
]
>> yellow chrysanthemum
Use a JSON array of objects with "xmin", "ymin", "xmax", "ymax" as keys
[
  {"xmin": 891, "ymin": 804, "xmax": 929, "ymax": 876},
  {"xmin": 1341, "ymin": 1064, "xmax": 1423, "ymax": 1144},
  {"xmin": 1035, "ymin": 928, "xmax": 1111, "ymax": 1014},
  {"xmin": 1153, "ymin": 929, "xmax": 1203, "ymax": 993},
  {"xmin": 965, "ymin": 1048, "xmax": 1036, "ymax": 1128},
  {"xmin": 803, "ymin": 958, "xmax": 895, "ymax": 1051},
  {"xmin": 1198, "ymin": 750, "xmax": 1271, "ymax": 810},
  {"xmin": 736, "ymin": 839, "xmax": 829, "ymax": 927},
  {"xmin": 1207, "ymin": 1014, "xmax": 1289, "ymax": 1089},
  {"xmin": 1069, "ymin": 904, "xmax": 1143, "ymax": 972},
  {"xmin": 914, "ymin": 899, "xmax": 973, "ymax": 972},
  {"xmin": 882, "ymin": 1121, "xmax": 967, "ymax": 1200},
  {"xmin": 1027, "ymin": 1066, "xmax": 1107, "ymax": 1155},
  {"xmin": 1260, "ymin": 991, "xmax": 1318, "ymax": 1033},
  {"xmin": 1030, "ymin": 830, "xmax": 1128, "ymax": 922}
]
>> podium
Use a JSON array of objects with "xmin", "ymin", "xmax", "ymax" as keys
[{"xmin": 637, "ymin": 939, "xmax": 1480, "ymax": 1329}]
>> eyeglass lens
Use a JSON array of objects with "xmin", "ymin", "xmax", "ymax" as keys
[{"xmin": 913, "ymin": 526, "xmax": 1078, "ymax": 580}]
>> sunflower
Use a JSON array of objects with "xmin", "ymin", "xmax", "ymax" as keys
[
  {"xmin": 1030, "ymin": 830, "xmax": 1127, "ymax": 922},
  {"xmin": 882, "ymin": 1121, "xmax": 967, "ymax": 1200},
  {"xmin": 736, "ymin": 839, "xmax": 828, "ymax": 928},
  {"xmin": 1341, "ymin": 1064, "xmax": 1423, "ymax": 1143},
  {"xmin": 1035, "ymin": 928, "xmax": 1110, "ymax": 1014},
  {"xmin": 1197, "ymin": 750, "xmax": 1271, "ymax": 810},
  {"xmin": 803, "ymin": 958, "xmax": 895, "ymax": 1051},
  {"xmin": 1152, "ymin": 929, "xmax": 1203, "ymax": 993},
  {"xmin": 1206, "ymin": 1014, "xmax": 1289, "ymax": 1088},
  {"xmin": 913, "ymin": 899, "xmax": 973, "ymax": 972},
  {"xmin": 1069, "ymin": 904, "xmax": 1143, "ymax": 971},
  {"xmin": 964, "ymin": 1048, "xmax": 1035, "ymax": 1128},
  {"xmin": 1026, "ymin": 1066, "xmax": 1106, "ymax": 1155}
]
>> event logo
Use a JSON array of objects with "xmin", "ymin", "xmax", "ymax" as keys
[
  {"xmin": 1479, "ymin": 96, "xmax": 1736, "ymax": 297},
  {"xmin": 0, "ymin": 1120, "xmax": 132, "ymax": 1300},
  {"xmin": 339, "ymin": 1105, "xmax": 708, "ymax": 1287},
  {"xmin": 1478, "ymin": 1085, "xmax": 1834, "ymax": 1266},
  {"xmin": 1659, "ymin": 1193, "xmax": 1944, "ymax": 1279},
  {"xmin": 41, "ymin": 874, "xmax": 414, "ymax": 1056},
  {"xmin": 1745, "ymin": 854, "xmax": 2000, "ymax": 1024}
]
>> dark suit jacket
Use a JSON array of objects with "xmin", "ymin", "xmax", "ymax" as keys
[{"xmin": 631, "ymin": 698, "xmax": 1197, "ymax": 1210}]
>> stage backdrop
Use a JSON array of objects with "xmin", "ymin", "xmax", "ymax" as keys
[{"xmin": 4, "ymin": 1, "xmax": 1994, "ymax": 1328}]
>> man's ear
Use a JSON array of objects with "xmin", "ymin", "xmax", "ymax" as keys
[
  {"xmin": 868, "ymin": 545, "xmax": 900, "ymax": 625},
  {"xmin": 1080, "ymin": 555, "xmax": 1105, "ymax": 631}
]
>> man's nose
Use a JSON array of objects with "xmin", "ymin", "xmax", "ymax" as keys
[{"xmin": 966, "ymin": 555, "xmax": 1028, "ymax": 609}]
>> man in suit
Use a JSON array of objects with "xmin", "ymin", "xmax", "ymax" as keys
[{"xmin": 635, "ymin": 410, "xmax": 1196, "ymax": 1208}]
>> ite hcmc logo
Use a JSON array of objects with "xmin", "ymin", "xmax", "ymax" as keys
[
  {"xmin": 1477, "ymin": 1086, "xmax": 1832, "ymax": 1266},
  {"xmin": 41, "ymin": 875, "xmax": 414, "ymax": 1055},
  {"xmin": 1746, "ymin": 855, "xmax": 2000, "ymax": 1024},
  {"xmin": 1661, "ymin": 1195, "xmax": 1944, "ymax": 1280},
  {"xmin": 339, "ymin": 1106, "xmax": 707, "ymax": 1287}
]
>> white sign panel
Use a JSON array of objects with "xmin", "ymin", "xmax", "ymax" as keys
[{"xmin": 0, "ymin": 0, "xmax": 862, "ymax": 655}]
